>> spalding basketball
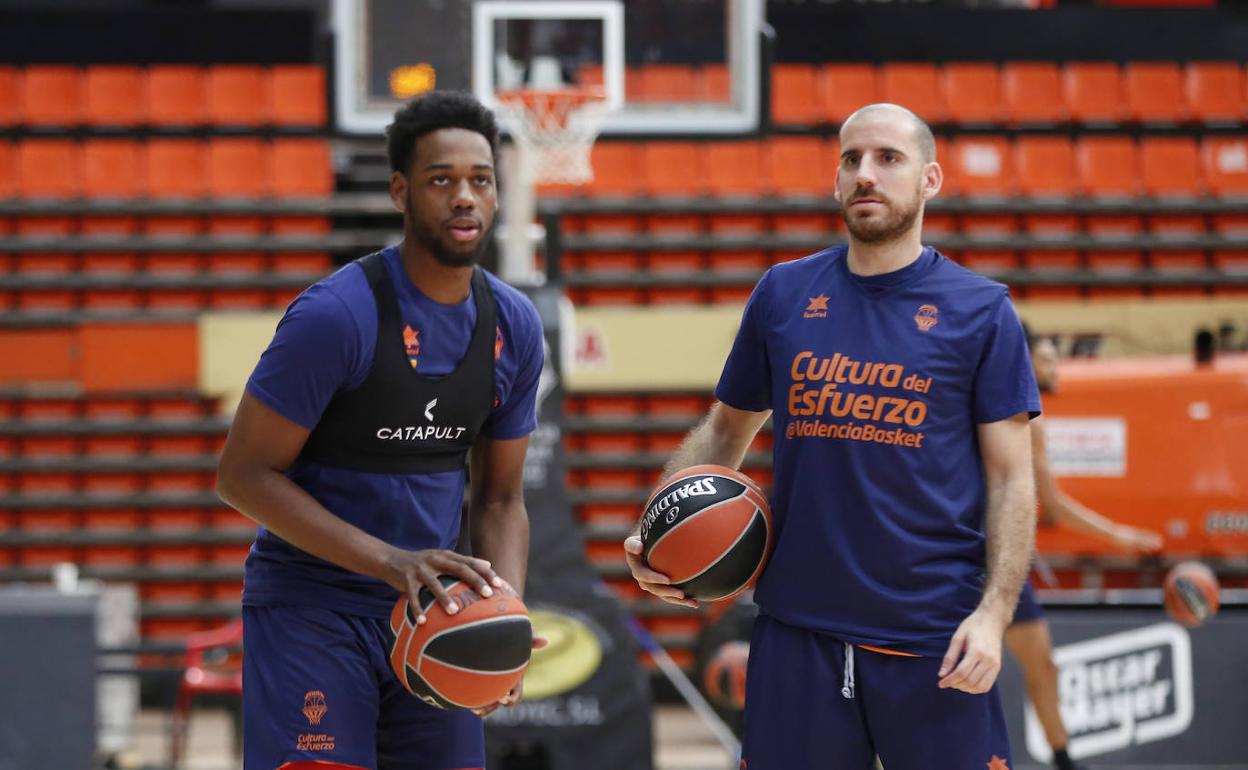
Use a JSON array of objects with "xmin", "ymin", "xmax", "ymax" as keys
[
  {"xmin": 389, "ymin": 575, "xmax": 532, "ymax": 709},
  {"xmin": 702, "ymin": 640, "xmax": 750, "ymax": 711},
  {"xmin": 1163, "ymin": 561, "xmax": 1220, "ymax": 628},
  {"xmin": 640, "ymin": 464, "xmax": 772, "ymax": 602}
]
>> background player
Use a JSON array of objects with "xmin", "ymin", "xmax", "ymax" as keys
[
  {"xmin": 216, "ymin": 91, "xmax": 546, "ymax": 770},
  {"xmin": 1009, "ymin": 328, "xmax": 1164, "ymax": 770},
  {"xmin": 625, "ymin": 103, "xmax": 1041, "ymax": 769}
]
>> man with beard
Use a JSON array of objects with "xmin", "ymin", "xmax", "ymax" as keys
[
  {"xmin": 217, "ymin": 90, "xmax": 545, "ymax": 770},
  {"xmin": 1006, "ymin": 328, "xmax": 1163, "ymax": 770},
  {"xmin": 624, "ymin": 103, "xmax": 1040, "ymax": 768}
]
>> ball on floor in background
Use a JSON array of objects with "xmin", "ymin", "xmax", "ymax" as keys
[
  {"xmin": 389, "ymin": 575, "xmax": 532, "ymax": 709},
  {"xmin": 1163, "ymin": 561, "xmax": 1220, "ymax": 628},
  {"xmin": 703, "ymin": 640, "xmax": 750, "ymax": 711},
  {"xmin": 640, "ymin": 464, "xmax": 772, "ymax": 602}
]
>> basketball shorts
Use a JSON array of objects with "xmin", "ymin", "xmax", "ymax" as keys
[
  {"xmin": 1012, "ymin": 579, "xmax": 1045, "ymax": 625},
  {"xmin": 740, "ymin": 613, "xmax": 1012, "ymax": 770},
  {"xmin": 242, "ymin": 605, "xmax": 484, "ymax": 770}
]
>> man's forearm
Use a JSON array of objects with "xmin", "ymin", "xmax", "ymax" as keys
[
  {"xmin": 471, "ymin": 501, "xmax": 530, "ymax": 596},
  {"xmin": 980, "ymin": 474, "xmax": 1036, "ymax": 620}
]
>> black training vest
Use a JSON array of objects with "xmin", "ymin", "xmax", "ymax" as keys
[{"xmin": 299, "ymin": 251, "xmax": 497, "ymax": 474}]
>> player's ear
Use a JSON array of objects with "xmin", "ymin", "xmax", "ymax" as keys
[
  {"xmin": 921, "ymin": 161, "xmax": 943, "ymax": 201},
  {"xmin": 832, "ymin": 168, "xmax": 843, "ymax": 204},
  {"xmin": 389, "ymin": 171, "xmax": 409, "ymax": 214}
]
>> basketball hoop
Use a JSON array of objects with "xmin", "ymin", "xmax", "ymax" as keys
[{"xmin": 496, "ymin": 87, "xmax": 609, "ymax": 185}]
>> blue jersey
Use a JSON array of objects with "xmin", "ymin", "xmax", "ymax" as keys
[
  {"xmin": 716, "ymin": 246, "xmax": 1040, "ymax": 655},
  {"xmin": 243, "ymin": 245, "xmax": 545, "ymax": 617}
]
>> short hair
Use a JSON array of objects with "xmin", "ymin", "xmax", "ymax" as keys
[
  {"xmin": 385, "ymin": 90, "xmax": 500, "ymax": 174},
  {"xmin": 840, "ymin": 103, "xmax": 936, "ymax": 163}
]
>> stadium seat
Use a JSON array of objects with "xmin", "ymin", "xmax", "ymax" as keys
[
  {"xmin": 1075, "ymin": 136, "xmax": 1138, "ymax": 198},
  {"xmin": 642, "ymin": 142, "xmax": 705, "ymax": 197},
  {"xmin": 950, "ymin": 136, "xmax": 1013, "ymax": 197},
  {"xmin": 880, "ymin": 63, "xmax": 945, "ymax": 124},
  {"xmin": 1063, "ymin": 62, "xmax": 1125, "ymax": 125},
  {"xmin": 207, "ymin": 138, "xmax": 268, "ymax": 198},
  {"xmin": 0, "ymin": 67, "xmax": 16, "ymax": 126},
  {"xmin": 1001, "ymin": 63, "xmax": 1065, "ymax": 124},
  {"xmin": 585, "ymin": 142, "xmax": 643, "ymax": 197},
  {"xmin": 766, "ymin": 135, "xmax": 830, "ymax": 196},
  {"xmin": 1023, "ymin": 249, "xmax": 1081, "ymax": 272},
  {"xmin": 269, "ymin": 64, "xmax": 327, "ymax": 126},
  {"xmin": 147, "ymin": 66, "xmax": 205, "ymax": 126},
  {"xmin": 1139, "ymin": 138, "xmax": 1202, "ymax": 197},
  {"xmin": 771, "ymin": 64, "xmax": 821, "ymax": 125},
  {"xmin": 634, "ymin": 64, "xmax": 697, "ymax": 102},
  {"xmin": 1014, "ymin": 137, "xmax": 1075, "ymax": 197},
  {"xmin": 699, "ymin": 64, "xmax": 731, "ymax": 102},
  {"xmin": 83, "ymin": 140, "xmax": 142, "ymax": 199},
  {"xmin": 16, "ymin": 140, "xmax": 79, "ymax": 199},
  {"xmin": 206, "ymin": 65, "xmax": 268, "ymax": 126},
  {"xmin": 704, "ymin": 141, "xmax": 767, "ymax": 232},
  {"xmin": 960, "ymin": 250, "xmax": 1018, "ymax": 274},
  {"xmin": 0, "ymin": 141, "xmax": 13, "ymax": 198},
  {"xmin": 270, "ymin": 138, "xmax": 333, "ymax": 197},
  {"xmin": 1184, "ymin": 62, "xmax": 1244, "ymax": 124},
  {"xmin": 1202, "ymin": 137, "xmax": 1248, "ymax": 196},
  {"xmin": 1151, "ymin": 250, "xmax": 1207, "ymax": 273},
  {"xmin": 819, "ymin": 64, "xmax": 877, "ymax": 124},
  {"xmin": 21, "ymin": 66, "xmax": 82, "ymax": 126},
  {"xmin": 1124, "ymin": 62, "xmax": 1186, "ymax": 123},
  {"xmin": 144, "ymin": 139, "xmax": 207, "ymax": 199},
  {"xmin": 84, "ymin": 66, "xmax": 144, "ymax": 126},
  {"xmin": 1086, "ymin": 250, "xmax": 1145, "ymax": 274},
  {"xmin": 940, "ymin": 63, "xmax": 1000, "ymax": 125}
]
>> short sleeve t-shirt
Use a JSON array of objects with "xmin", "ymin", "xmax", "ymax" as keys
[
  {"xmin": 242, "ymin": 246, "xmax": 545, "ymax": 617},
  {"xmin": 716, "ymin": 246, "xmax": 1040, "ymax": 655}
]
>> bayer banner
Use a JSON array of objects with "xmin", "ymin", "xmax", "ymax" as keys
[
  {"xmin": 483, "ymin": 287, "xmax": 653, "ymax": 770},
  {"xmin": 998, "ymin": 607, "xmax": 1248, "ymax": 767}
]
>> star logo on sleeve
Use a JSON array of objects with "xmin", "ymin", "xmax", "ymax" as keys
[
  {"xmin": 403, "ymin": 324, "xmax": 421, "ymax": 369},
  {"xmin": 803, "ymin": 294, "xmax": 830, "ymax": 319}
]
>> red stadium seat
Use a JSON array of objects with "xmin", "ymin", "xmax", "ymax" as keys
[
  {"xmin": 84, "ymin": 66, "xmax": 144, "ymax": 126},
  {"xmin": 145, "ymin": 140, "xmax": 207, "ymax": 199},
  {"xmin": 1063, "ymin": 62, "xmax": 1125, "ymax": 125},
  {"xmin": 21, "ymin": 66, "xmax": 82, "ymax": 126},
  {"xmin": 1139, "ymin": 138, "xmax": 1202, "ymax": 197},
  {"xmin": 1185, "ymin": 63, "xmax": 1245, "ymax": 124},
  {"xmin": 1086, "ymin": 250, "xmax": 1145, "ymax": 274},
  {"xmin": 771, "ymin": 64, "xmax": 821, "ymax": 125},
  {"xmin": 1124, "ymin": 63, "xmax": 1186, "ymax": 123},
  {"xmin": 16, "ymin": 140, "xmax": 79, "ymax": 199},
  {"xmin": 880, "ymin": 63, "xmax": 945, "ymax": 124},
  {"xmin": 207, "ymin": 138, "xmax": 269, "ymax": 198},
  {"xmin": 819, "ymin": 64, "xmax": 877, "ymax": 124},
  {"xmin": 83, "ymin": 140, "xmax": 142, "ymax": 199},
  {"xmin": 147, "ymin": 66, "xmax": 205, "ymax": 126},
  {"xmin": 940, "ymin": 63, "xmax": 1001, "ymax": 125},
  {"xmin": 0, "ymin": 141, "xmax": 13, "ymax": 198},
  {"xmin": 270, "ymin": 139, "xmax": 333, "ymax": 197},
  {"xmin": 1001, "ymin": 63, "xmax": 1065, "ymax": 124},
  {"xmin": 0, "ymin": 67, "xmax": 16, "ymax": 126},
  {"xmin": 1202, "ymin": 137, "xmax": 1248, "ymax": 196},
  {"xmin": 269, "ymin": 65, "xmax": 327, "ymax": 126},
  {"xmin": 1014, "ymin": 137, "xmax": 1075, "ymax": 198},
  {"xmin": 206, "ymin": 65, "xmax": 268, "ymax": 126},
  {"xmin": 950, "ymin": 136, "xmax": 1013, "ymax": 197},
  {"xmin": 1075, "ymin": 137, "xmax": 1138, "ymax": 198}
]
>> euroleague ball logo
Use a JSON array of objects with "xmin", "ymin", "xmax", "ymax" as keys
[
  {"xmin": 914, "ymin": 304, "xmax": 939, "ymax": 332},
  {"xmin": 302, "ymin": 690, "xmax": 328, "ymax": 725}
]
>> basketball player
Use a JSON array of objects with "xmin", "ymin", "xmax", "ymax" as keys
[
  {"xmin": 1009, "ymin": 329, "xmax": 1164, "ymax": 770},
  {"xmin": 217, "ymin": 91, "xmax": 546, "ymax": 770},
  {"xmin": 625, "ymin": 103, "xmax": 1040, "ymax": 768}
]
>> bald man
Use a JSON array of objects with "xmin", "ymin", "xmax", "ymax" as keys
[{"xmin": 625, "ymin": 103, "xmax": 1040, "ymax": 768}]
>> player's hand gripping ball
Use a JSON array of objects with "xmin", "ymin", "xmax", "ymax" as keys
[
  {"xmin": 389, "ymin": 575, "xmax": 532, "ymax": 709},
  {"xmin": 640, "ymin": 464, "xmax": 773, "ymax": 602}
]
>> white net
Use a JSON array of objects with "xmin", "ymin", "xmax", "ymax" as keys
[{"xmin": 496, "ymin": 89, "xmax": 609, "ymax": 185}]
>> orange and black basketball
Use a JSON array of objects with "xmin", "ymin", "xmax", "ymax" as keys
[
  {"xmin": 1163, "ymin": 561, "xmax": 1221, "ymax": 628},
  {"xmin": 389, "ymin": 575, "xmax": 532, "ymax": 710},
  {"xmin": 703, "ymin": 640, "xmax": 750, "ymax": 711},
  {"xmin": 640, "ymin": 464, "xmax": 773, "ymax": 602}
]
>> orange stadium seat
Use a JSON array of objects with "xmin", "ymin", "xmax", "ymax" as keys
[
  {"xmin": 637, "ymin": 65, "xmax": 698, "ymax": 102},
  {"xmin": 1124, "ymin": 62, "xmax": 1186, "ymax": 123},
  {"xmin": 1014, "ymin": 137, "xmax": 1076, "ymax": 197},
  {"xmin": 1075, "ymin": 136, "xmax": 1139, "ymax": 198},
  {"xmin": 940, "ymin": 63, "xmax": 1000, "ymax": 125},
  {"xmin": 1063, "ymin": 62, "xmax": 1125, "ymax": 124},
  {"xmin": 880, "ymin": 63, "xmax": 945, "ymax": 123},
  {"xmin": 1086, "ymin": 250, "xmax": 1145, "ymax": 273},
  {"xmin": 1202, "ymin": 137, "xmax": 1248, "ymax": 196},
  {"xmin": 771, "ymin": 64, "xmax": 821, "ymax": 125},
  {"xmin": 819, "ymin": 64, "xmax": 877, "ymax": 124},
  {"xmin": 83, "ymin": 140, "xmax": 142, "ymax": 199},
  {"xmin": 705, "ymin": 141, "xmax": 767, "ymax": 232},
  {"xmin": 270, "ymin": 139, "xmax": 333, "ymax": 197},
  {"xmin": 1139, "ymin": 137, "xmax": 1202, "ymax": 197},
  {"xmin": 699, "ymin": 64, "xmax": 731, "ymax": 102},
  {"xmin": 642, "ymin": 142, "xmax": 705, "ymax": 197},
  {"xmin": 269, "ymin": 65, "xmax": 326, "ymax": 126},
  {"xmin": 21, "ymin": 66, "xmax": 82, "ymax": 126},
  {"xmin": 206, "ymin": 65, "xmax": 268, "ymax": 126},
  {"xmin": 767, "ymin": 135, "xmax": 831, "ymax": 196},
  {"xmin": 0, "ymin": 67, "xmax": 16, "ymax": 126},
  {"xmin": 585, "ymin": 142, "xmax": 642, "ymax": 198},
  {"xmin": 949, "ymin": 136, "xmax": 1013, "ymax": 197},
  {"xmin": 16, "ymin": 140, "xmax": 79, "ymax": 198},
  {"xmin": 1001, "ymin": 63, "xmax": 1065, "ymax": 124},
  {"xmin": 0, "ymin": 141, "xmax": 13, "ymax": 198},
  {"xmin": 1185, "ymin": 62, "xmax": 1245, "ymax": 124},
  {"xmin": 84, "ymin": 66, "xmax": 144, "ymax": 126},
  {"xmin": 144, "ymin": 139, "xmax": 206, "ymax": 199},
  {"xmin": 207, "ymin": 138, "xmax": 268, "ymax": 198},
  {"xmin": 147, "ymin": 66, "xmax": 205, "ymax": 126}
]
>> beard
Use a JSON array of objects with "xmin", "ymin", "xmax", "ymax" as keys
[
  {"xmin": 407, "ymin": 191, "xmax": 494, "ymax": 268},
  {"xmin": 842, "ymin": 185, "xmax": 923, "ymax": 244}
]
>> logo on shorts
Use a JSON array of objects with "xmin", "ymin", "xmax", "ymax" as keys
[
  {"xmin": 804, "ymin": 294, "xmax": 829, "ymax": 319},
  {"xmin": 302, "ymin": 690, "xmax": 328, "ymax": 726},
  {"xmin": 986, "ymin": 756, "xmax": 1010, "ymax": 770},
  {"xmin": 914, "ymin": 304, "xmax": 939, "ymax": 332}
]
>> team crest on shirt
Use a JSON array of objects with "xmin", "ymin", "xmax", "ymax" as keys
[
  {"xmin": 302, "ymin": 690, "xmax": 328, "ymax": 725},
  {"xmin": 913, "ymin": 303, "xmax": 939, "ymax": 332},
  {"xmin": 403, "ymin": 324, "xmax": 421, "ymax": 368},
  {"xmin": 803, "ymin": 294, "xmax": 830, "ymax": 319}
]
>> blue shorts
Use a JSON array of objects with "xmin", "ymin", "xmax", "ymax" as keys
[
  {"xmin": 242, "ymin": 605, "xmax": 484, "ymax": 770},
  {"xmin": 740, "ymin": 614, "xmax": 1011, "ymax": 770},
  {"xmin": 1012, "ymin": 579, "xmax": 1045, "ymax": 625}
]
